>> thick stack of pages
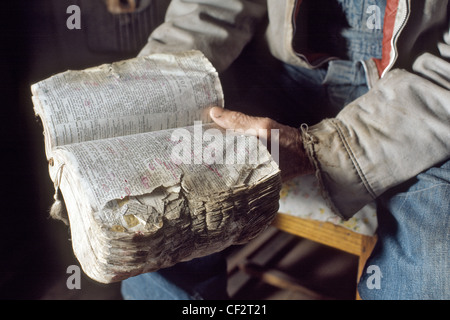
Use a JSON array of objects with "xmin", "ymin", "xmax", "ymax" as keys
[{"xmin": 31, "ymin": 51, "xmax": 281, "ymax": 283}]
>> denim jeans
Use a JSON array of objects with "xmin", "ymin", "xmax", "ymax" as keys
[
  {"xmin": 121, "ymin": 252, "xmax": 228, "ymax": 300},
  {"xmin": 358, "ymin": 160, "xmax": 450, "ymax": 300}
]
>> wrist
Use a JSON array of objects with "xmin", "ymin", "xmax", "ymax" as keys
[{"xmin": 277, "ymin": 125, "xmax": 314, "ymax": 182}]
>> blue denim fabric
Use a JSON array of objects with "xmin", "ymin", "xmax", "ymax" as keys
[
  {"xmin": 358, "ymin": 160, "xmax": 450, "ymax": 300},
  {"xmin": 337, "ymin": 0, "xmax": 386, "ymax": 61},
  {"xmin": 322, "ymin": 60, "xmax": 370, "ymax": 112},
  {"xmin": 121, "ymin": 252, "xmax": 228, "ymax": 300},
  {"xmin": 121, "ymin": 270, "xmax": 195, "ymax": 300}
]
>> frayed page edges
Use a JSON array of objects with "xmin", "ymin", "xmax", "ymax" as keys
[{"xmin": 49, "ymin": 163, "xmax": 69, "ymax": 225}]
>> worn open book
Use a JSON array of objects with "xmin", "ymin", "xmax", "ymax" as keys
[{"xmin": 31, "ymin": 51, "xmax": 281, "ymax": 283}]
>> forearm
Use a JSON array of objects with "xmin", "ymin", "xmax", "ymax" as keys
[
  {"xmin": 138, "ymin": 0, "xmax": 267, "ymax": 72},
  {"xmin": 305, "ymin": 66, "xmax": 450, "ymax": 220}
]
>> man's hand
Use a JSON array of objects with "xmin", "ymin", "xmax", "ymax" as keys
[{"xmin": 209, "ymin": 107, "xmax": 314, "ymax": 181}]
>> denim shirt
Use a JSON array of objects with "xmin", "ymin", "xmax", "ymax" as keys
[
  {"xmin": 293, "ymin": 0, "xmax": 386, "ymax": 63},
  {"xmin": 292, "ymin": 0, "xmax": 386, "ymax": 92},
  {"xmin": 337, "ymin": 0, "xmax": 386, "ymax": 62},
  {"xmin": 322, "ymin": 0, "xmax": 387, "ymax": 100}
]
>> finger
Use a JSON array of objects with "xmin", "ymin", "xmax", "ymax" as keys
[{"xmin": 210, "ymin": 107, "xmax": 274, "ymax": 133}]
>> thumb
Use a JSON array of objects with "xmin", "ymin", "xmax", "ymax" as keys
[{"xmin": 210, "ymin": 107, "xmax": 273, "ymax": 132}]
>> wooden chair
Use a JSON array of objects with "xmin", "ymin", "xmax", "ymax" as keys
[
  {"xmin": 272, "ymin": 213, "xmax": 377, "ymax": 299},
  {"xmin": 228, "ymin": 175, "xmax": 378, "ymax": 300}
]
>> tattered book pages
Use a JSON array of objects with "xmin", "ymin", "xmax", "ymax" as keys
[{"xmin": 31, "ymin": 51, "xmax": 281, "ymax": 283}]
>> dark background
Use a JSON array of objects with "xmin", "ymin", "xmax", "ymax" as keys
[{"xmin": 0, "ymin": 0, "xmax": 168, "ymax": 299}]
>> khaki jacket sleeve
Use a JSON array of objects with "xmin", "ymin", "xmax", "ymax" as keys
[
  {"xmin": 304, "ymin": 17, "xmax": 450, "ymax": 220},
  {"xmin": 138, "ymin": 0, "xmax": 267, "ymax": 72}
]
